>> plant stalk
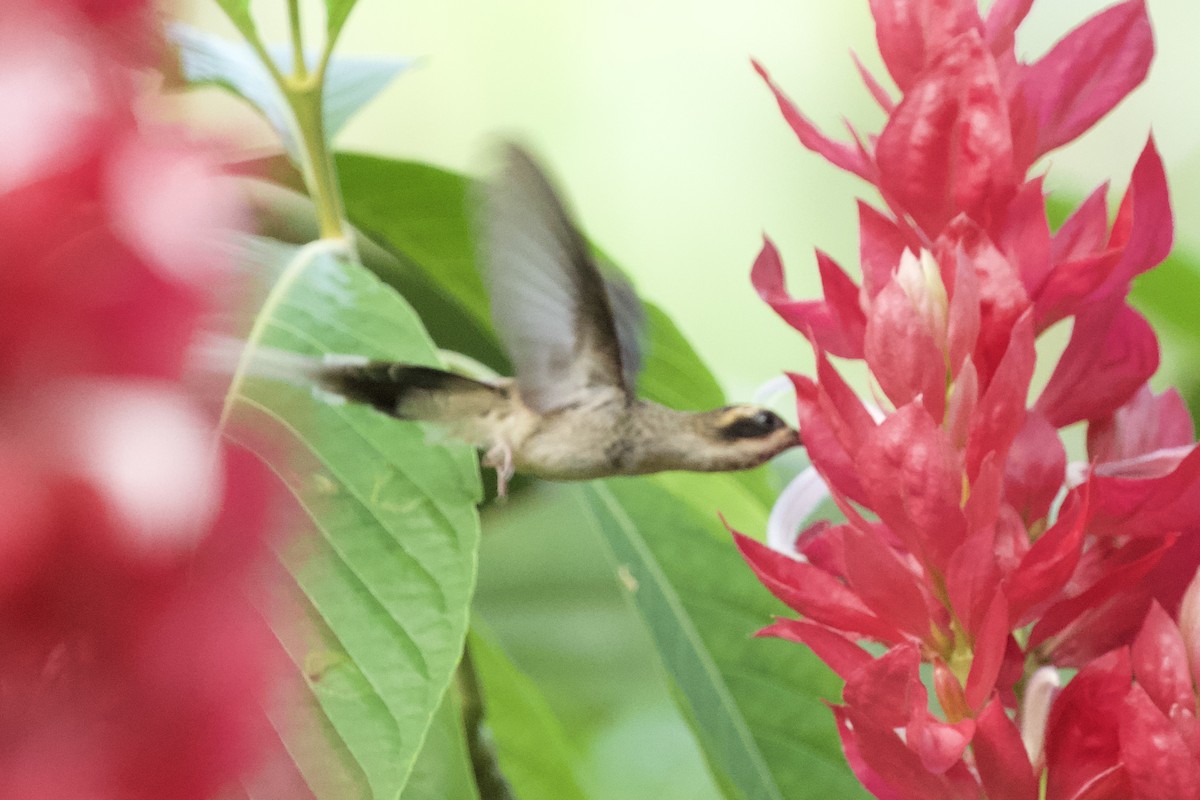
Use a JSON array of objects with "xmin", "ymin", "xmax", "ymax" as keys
[{"xmin": 284, "ymin": 85, "xmax": 346, "ymax": 240}]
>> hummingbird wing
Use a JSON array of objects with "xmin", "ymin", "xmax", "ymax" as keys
[{"xmin": 480, "ymin": 144, "xmax": 643, "ymax": 412}]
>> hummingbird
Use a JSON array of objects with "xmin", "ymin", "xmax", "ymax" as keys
[{"xmin": 230, "ymin": 145, "xmax": 800, "ymax": 495}]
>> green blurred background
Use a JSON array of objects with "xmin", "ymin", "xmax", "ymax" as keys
[
  {"xmin": 182, "ymin": 0, "xmax": 1200, "ymax": 398},
  {"xmin": 177, "ymin": 1, "xmax": 1200, "ymax": 797}
]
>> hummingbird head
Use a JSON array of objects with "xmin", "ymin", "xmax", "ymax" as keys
[{"xmin": 689, "ymin": 404, "xmax": 800, "ymax": 471}]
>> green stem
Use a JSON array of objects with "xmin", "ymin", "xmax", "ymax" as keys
[
  {"xmin": 287, "ymin": 0, "xmax": 307, "ymax": 78},
  {"xmin": 285, "ymin": 85, "xmax": 346, "ymax": 239},
  {"xmin": 457, "ymin": 644, "xmax": 515, "ymax": 800},
  {"xmin": 225, "ymin": 0, "xmax": 345, "ymax": 241}
]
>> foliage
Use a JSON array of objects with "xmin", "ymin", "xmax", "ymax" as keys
[
  {"xmin": 175, "ymin": 2, "xmax": 855, "ymax": 798},
  {"xmin": 65, "ymin": 0, "xmax": 1200, "ymax": 798}
]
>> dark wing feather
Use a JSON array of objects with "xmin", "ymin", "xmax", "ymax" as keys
[{"xmin": 479, "ymin": 144, "xmax": 642, "ymax": 411}]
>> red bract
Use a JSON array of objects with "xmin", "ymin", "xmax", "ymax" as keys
[
  {"xmin": 0, "ymin": 3, "xmax": 280, "ymax": 798},
  {"xmin": 742, "ymin": 0, "xmax": 1200, "ymax": 797}
]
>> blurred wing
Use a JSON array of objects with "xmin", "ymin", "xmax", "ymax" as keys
[
  {"xmin": 479, "ymin": 144, "xmax": 643, "ymax": 411},
  {"xmin": 598, "ymin": 259, "xmax": 645, "ymax": 392}
]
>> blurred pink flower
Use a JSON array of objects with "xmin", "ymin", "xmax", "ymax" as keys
[
  {"xmin": 740, "ymin": 0, "xmax": 1200, "ymax": 796},
  {"xmin": 0, "ymin": 2, "xmax": 280, "ymax": 797}
]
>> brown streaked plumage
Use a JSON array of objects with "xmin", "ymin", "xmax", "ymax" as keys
[{"xmin": 314, "ymin": 144, "xmax": 800, "ymax": 494}]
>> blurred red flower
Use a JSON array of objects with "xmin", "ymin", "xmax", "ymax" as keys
[{"xmin": 0, "ymin": 2, "xmax": 280, "ymax": 797}]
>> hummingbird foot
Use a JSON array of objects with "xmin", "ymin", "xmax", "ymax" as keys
[{"xmin": 483, "ymin": 441, "xmax": 515, "ymax": 499}]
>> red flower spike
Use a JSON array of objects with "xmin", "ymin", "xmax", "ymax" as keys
[
  {"xmin": 752, "ymin": 59, "xmax": 871, "ymax": 181},
  {"xmin": 964, "ymin": 451, "xmax": 1004, "ymax": 536},
  {"xmin": 1094, "ymin": 138, "xmax": 1173, "ymax": 300},
  {"xmin": 906, "ymin": 712, "xmax": 976, "ymax": 775},
  {"xmin": 993, "ymin": 505, "xmax": 1033, "ymax": 583},
  {"xmin": 1130, "ymin": 601, "xmax": 1194, "ymax": 719},
  {"xmin": 1033, "ymin": 181, "xmax": 1119, "ymax": 328},
  {"xmin": 813, "ymin": 352, "xmax": 877, "ymax": 455},
  {"xmin": 1179, "ymin": 569, "xmax": 1200, "ymax": 683},
  {"xmin": 934, "ymin": 660, "xmax": 970, "ymax": 722},
  {"xmin": 945, "ymin": 250, "xmax": 982, "ymax": 381},
  {"xmin": 1044, "ymin": 649, "xmax": 1132, "ymax": 800},
  {"xmin": 733, "ymin": 532, "xmax": 904, "ymax": 642},
  {"xmin": 858, "ymin": 200, "xmax": 914, "ymax": 299},
  {"xmin": 993, "ymin": 178, "xmax": 1052, "ymax": 297},
  {"xmin": 945, "ymin": 357, "xmax": 979, "ymax": 449},
  {"xmin": 745, "ymin": 1, "xmax": 1188, "ymax": 795},
  {"xmin": 863, "ymin": 256, "xmax": 949, "ymax": 421},
  {"xmin": 1005, "ymin": 491, "xmax": 1089, "ymax": 627},
  {"xmin": 856, "ymin": 402, "xmax": 967, "ymax": 573},
  {"xmin": 948, "ymin": 222, "xmax": 1031, "ymax": 387},
  {"xmin": 790, "ymin": 372, "xmax": 873, "ymax": 507},
  {"xmin": 965, "ymin": 593, "xmax": 1010, "ymax": 711},
  {"xmin": 984, "ymin": 0, "xmax": 1035, "ymax": 56},
  {"xmin": 751, "ymin": 237, "xmax": 867, "ymax": 358},
  {"xmin": 1086, "ymin": 445, "xmax": 1200, "ymax": 538},
  {"xmin": 1031, "ymin": 251, "xmax": 1121, "ymax": 333},
  {"xmin": 839, "ymin": 706, "xmax": 972, "ymax": 800},
  {"xmin": 1018, "ymin": 0, "xmax": 1153, "ymax": 163},
  {"xmin": 844, "ymin": 643, "xmax": 922, "ymax": 728},
  {"xmin": 758, "ymin": 618, "xmax": 872, "ymax": 681},
  {"xmin": 1033, "ymin": 536, "xmax": 1178, "ymax": 664},
  {"xmin": 1088, "ymin": 385, "xmax": 1194, "ymax": 465},
  {"xmin": 1118, "ymin": 683, "xmax": 1200, "ymax": 800},
  {"xmin": 843, "ymin": 524, "xmax": 939, "ymax": 645},
  {"xmin": 973, "ymin": 696, "xmax": 1039, "ymax": 800},
  {"xmin": 965, "ymin": 311, "xmax": 1036, "ymax": 480},
  {"xmin": 947, "ymin": 455, "xmax": 1003, "ymax": 634},
  {"xmin": 1003, "ymin": 411, "xmax": 1066, "ymax": 526},
  {"xmin": 795, "ymin": 520, "xmax": 852, "ymax": 580},
  {"xmin": 852, "ymin": 51, "xmax": 896, "ymax": 114},
  {"xmin": 876, "ymin": 31, "xmax": 1015, "ymax": 236},
  {"xmin": 1051, "ymin": 183, "xmax": 1111, "ymax": 266},
  {"xmin": 867, "ymin": 0, "xmax": 983, "ymax": 93},
  {"xmin": 830, "ymin": 705, "xmax": 905, "ymax": 800},
  {"xmin": 1138, "ymin": 534, "xmax": 1200, "ymax": 642},
  {"xmin": 1036, "ymin": 300, "xmax": 1159, "ymax": 428}
]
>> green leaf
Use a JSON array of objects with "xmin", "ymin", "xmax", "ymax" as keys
[
  {"xmin": 212, "ymin": 0, "xmax": 258, "ymax": 44},
  {"xmin": 171, "ymin": 25, "xmax": 410, "ymax": 160},
  {"xmin": 577, "ymin": 477, "xmax": 867, "ymax": 800},
  {"xmin": 324, "ymin": 0, "xmax": 360, "ymax": 50},
  {"xmin": 467, "ymin": 626, "xmax": 591, "ymax": 800},
  {"xmin": 401, "ymin": 688, "xmax": 481, "ymax": 800},
  {"xmin": 223, "ymin": 237, "xmax": 482, "ymax": 798}
]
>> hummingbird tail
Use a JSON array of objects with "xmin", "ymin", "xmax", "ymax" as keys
[
  {"xmin": 189, "ymin": 335, "xmax": 508, "ymax": 437},
  {"xmin": 315, "ymin": 361, "xmax": 508, "ymax": 427},
  {"xmin": 189, "ymin": 334, "xmax": 327, "ymax": 388}
]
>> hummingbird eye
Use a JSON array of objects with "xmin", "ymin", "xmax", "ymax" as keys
[{"xmin": 720, "ymin": 409, "xmax": 786, "ymax": 440}]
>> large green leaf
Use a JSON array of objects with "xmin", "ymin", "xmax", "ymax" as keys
[
  {"xmin": 467, "ymin": 626, "xmax": 590, "ymax": 800},
  {"xmin": 222, "ymin": 237, "xmax": 482, "ymax": 798},
  {"xmin": 576, "ymin": 477, "xmax": 865, "ymax": 800},
  {"xmin": 171, "ymin": 25, "xmax": 410, "ymax": 161}
]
